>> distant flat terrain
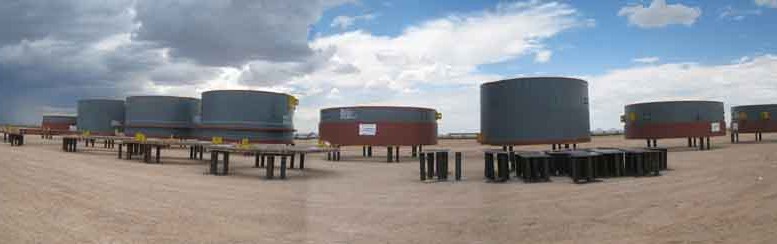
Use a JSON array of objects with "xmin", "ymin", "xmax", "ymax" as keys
[{"xmin": 1, "ymin": 135, "xmax": 776, "ymax": 243}]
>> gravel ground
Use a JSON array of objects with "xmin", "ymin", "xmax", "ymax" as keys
[{"xmin": 1, "ymin": 135, "xmax": 776, "ymax": 243}]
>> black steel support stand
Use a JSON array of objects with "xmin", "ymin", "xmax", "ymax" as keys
[
  {"xmin": 419, "ymin": 153, "xmax": 426, "ymax": 181},
  {"xmin": 280, "ymin": 156, "xmax": 287, "ymax": 179},
  {"xmin": 290, "ymin": 154, "xmax": 295, "ymax": 169},
  {"xmin": 210, "ymin": 151, "xmax": 218, "ymax": 174},
  {"xmin": 387, "ymin": 146, "xmax": 393, "ymax": 163},
  {"xmin": 436, "ymin": 151, "xmax": 448, "ymax": 181},
  {"xmin": 266, "ymin": 156, "xmax": 275, "ymax": 179},
  {"xmin": 496, "ymin": 153, "xmax": 509, "ymax": 182},
  {"xmin": 484, "ymin": 152, "xmax": 494, "ymax": 180},
  {"xmin": 155, "ymin": 146, "xmax": 161, "ymax": 163},
  {"xmin": 699, "ymin": 137, "xmax": 705, "ymax": 150},
  {"xmin": 427, "ymin": 152, "xmax": 435, "ymax": 179},
  {"xmin": 455, "ymin": 152, "xmax": 462, "ymax": 181},
  {"xmin": 299, "ymin": 153, "xmax": 305, "ymax": 170}
]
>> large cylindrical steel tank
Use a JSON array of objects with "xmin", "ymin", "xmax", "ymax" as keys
[
  {"xmin": 319, "ymin": 106, "xmax": 438, "ymax": 146},
  {"xmin": 77, "ymin": 99, "xmax": 125, "ymax": 135},
  {"xmin": 195, "ymin": 90, "xmax": 295, "ymax": 143},
  {"xmin": 480, "ymin": 77, "xmax": 590, "ymax": 146},
  {"xmin": 41, "ymin": 115, "xmax": 76, "ymax": 131},
  {"xmin": 124, "ymin": 96, "xmax": 200, "ymax": 138},
  {"xmin": 731, "ymin": 104, "xmax": 777, "ymax": 133},
  {"xmin": 624, "ymin": 101, "xmax": 726, "ymax": 139}
]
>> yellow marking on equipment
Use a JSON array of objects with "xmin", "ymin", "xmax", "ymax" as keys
[
  {"xmin": 135, "ymin": 133, "xmax": 147, "ymax": 142},
  {"xmin": 212, "ymin": 137, "xmax": 223, "ymax": 145},
  {"xmin": 287, "ymin": 95, "xmax": 299, "ymax": 111},
  {"xmin": 239, "ymin": 138, "xmax": 250, "ymax": 149}
]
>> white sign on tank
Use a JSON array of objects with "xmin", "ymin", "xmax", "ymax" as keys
[{"xmin": 358, "ymin": 123, "xmax": 377, "ymax": 136}]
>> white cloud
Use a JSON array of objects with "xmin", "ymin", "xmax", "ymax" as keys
[
  {"xmin": 331, "ymin": 13, "xmax": 378, "ymax": 29},
  {"xmin": 734, "ymin": 56, "xmax": 753, "ymax": 64},
  {"xmin": 274, "ymin": 1, "xmax": 589, "ymax": 132},
  {"xmin": 307, "ymin": 1, "xmax": 586, "ymax": 89},
  {"xmin": 326, "ymin": 88, "xmax": 341, "ymax": 99},
  {"xmin": 618, "ymin": 0, "xmax": 702, "ymax": 28},
  {"xmin": 586, "ymin": 55, "xmax": 777, "ymax": 130},
  {"xmin": 534, "ymin": 50, "xmax": 552, "ymax": 63},
  {"xmin": 756, "ymin": 0, "xmax": 777, "ymax": 8},
  {"xmin": 719, "ymin": 6, "xmax": 762, "ymax": 21},
  {"xmin": 632, "ymin": 56, "xmax": 660, "ymax": 64}
]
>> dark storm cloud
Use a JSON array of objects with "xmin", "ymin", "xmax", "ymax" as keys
[
  {"xmin": 134, "ymin": 0, "xmax": 351, "ymax": 67},
  {"xmin": 0, "ymin": 0, "xmax": 141, "ymax": 124},
  {"xmin": 237, "ymin": 47, "xmax": 340, "ymax": 85},
  {"xmin": 0, "ymin": 37, "xmax": 224, "ymax": 124},
  {"xmin": 0, "ymin": 0, "xmax": 134, "ymax": 45},
  {"xmin": 0, "ymin": 0, "xmax": 348, "ymax": 125},
  {"xmin": 0, "ymin": 39, "xmax": 219, "ymax": 89}
]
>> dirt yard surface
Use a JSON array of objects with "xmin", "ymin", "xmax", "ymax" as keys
[{"xmin": 1, "ymin": 135, "xmax": 777, "ymax": 243}]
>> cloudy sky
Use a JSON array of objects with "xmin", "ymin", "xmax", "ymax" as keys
[{"xmin": 0, "ymin": 0, "xmax": 776, "ymax": 133}]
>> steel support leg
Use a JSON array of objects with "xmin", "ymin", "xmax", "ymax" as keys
[
  {"xmin": 455, "ymin": 152, "xmax": 462, "ymax": 181},
  {"xmin": 419, "ymin": 153, "xmax": 426, "ymax": 181}
]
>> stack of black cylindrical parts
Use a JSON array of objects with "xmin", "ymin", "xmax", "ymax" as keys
[
  {"xmin": 482, "ymin": 147, "xmax": 668, "ymax": 184},
  {"xmin": 418, "ymin": 150, "xmax": 463, "ymax": 182}
]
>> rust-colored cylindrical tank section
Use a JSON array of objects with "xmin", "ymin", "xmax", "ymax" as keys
[
  {"xmin": 731, "ymin": 104, "xmax": 777, "ymax": 133},
  {"xmin": 624, "ymin": 101, "xmax": 726, "ymax": 139},
  {"xmin": 41, "ymin": 115, "xmax": 77, "ymax": 131},
  {"xmin": 319, "ymin": 106, "xmax": 438, "ymax": 146}
]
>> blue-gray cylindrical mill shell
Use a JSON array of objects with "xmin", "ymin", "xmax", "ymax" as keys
[
  {"xmin": 77, "ymin": 99, "xmax": 125, "ymax": 135},
  {"xmin": 124, "ymin": 96, "xmax": 200, "ymax": 138},
  {"xmin": 480, "ymin": 77, "xmax": 590, "ymax": 145},
  {"xmin": 195, "ymin": 90, "xmax": 295, "ymax": 143}
]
